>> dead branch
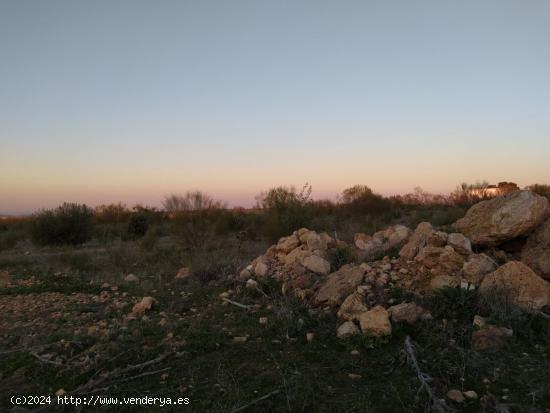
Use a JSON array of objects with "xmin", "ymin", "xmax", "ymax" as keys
[
  {"xmin": 30, "ymin": 352, "xmax": 63, "ymax": 366},
  {"xmin": 88, "ymin": 367, "xmax": 172, "ymax": 391},
  {"xmin": 229, "ymin": 389, "xmax": 280, "ymax": 413},
  {"xmin": 69, "ymin": 352, "xmax": 171, "ymax": 394},
  {"xmin": 404, "ymin": 336, "xmax": 454, "ymax": 413},
  {"xmin": 222, "ymin": 297, "xmax": 251, "ymax": 309}
]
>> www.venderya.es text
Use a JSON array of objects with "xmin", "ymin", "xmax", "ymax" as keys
[{"xmin": 11, "ymin": 395, "xmax": 190, "ymax": 407}]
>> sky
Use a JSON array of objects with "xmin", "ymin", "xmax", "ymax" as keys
[{"xmin": 1, "ymin": 0, "xmax": 549, "ymax": 214}]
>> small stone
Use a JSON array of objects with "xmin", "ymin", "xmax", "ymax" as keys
[
  {"xmin": 306, "ymin": 333, "xmax": 315, "ymax": 342},
  {"xmin": 447, "ymin": 389, "xmax": 465, "ymax": 403},
  {"xmin": 232, "ymin": 336, "xmax": 248, "ymax": 344},
  {"xmin": 246, "ymin": 279, "xmax": 258, "ymax": 289},
  {"xmin": 175, "ymin": 266, "xmax": 191, "ymax": 279},
  {"xmin": 124, "ymin": 273, "xmax": 139, "ymax": 282},
  {"xmin": 55, "ymin": 389, "xmax": 66, "ymax": 396},
  {"xmin": 473, "ymin": 315, "xmax": 487, "ymax": 329},
  {"xmin": 259, "ymin": 317, "xmax": 268, "ymax": 325},
  {"xmin": 348, "ymin": 373, "xmax": 362, "ymax": 380},
  {"xmin": 350, "ymin": 350, "xmax": 360, "ymax": 356},
  {"xmin": 358, "ymin": 306, "xmax": 392, "ymax": 337},
  {"xmin": 131, "ymin": 297, "xmax": 155, "ymax": 314},
  {"xmin": 336, "ymin": 321, "xmax": 359, "ymax": 338},
  {"xmin": 464, "ymin": 390, "xmax": 478, "ymax": 400}
]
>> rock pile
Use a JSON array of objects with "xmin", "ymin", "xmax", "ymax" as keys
[{"xmin": 239, "ymin": 190, "xmax": 550, "ymax": 339}]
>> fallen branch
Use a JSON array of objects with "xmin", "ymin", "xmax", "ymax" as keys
[
  {"xmin": 30, "ymin": 352, "xmax": 63, "ymax": 366},
  {"xmin": 404, "ymin": 336, "xmax": 454, "ymax": 413},
  {"xmin": 93, "ymin": 367, "xmax": 172, "ymax": 390},
  {"xmin": 229, "ymin": 389, "xmax": 280, "ymax": 413},
  {"xmin": 222, "ymin": 297, "xmax": 251, "ymax": 309},
  {"xmin": 69, "ymin": 352, "xmax": 171, "ymax": 394}
]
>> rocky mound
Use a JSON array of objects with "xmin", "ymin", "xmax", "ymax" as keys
[{"xmin": 239, "ymin": 191, "xmax": 550, "ymax": 339}]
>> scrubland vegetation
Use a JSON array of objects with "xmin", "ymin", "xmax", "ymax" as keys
[{"xmin": 0, "ymin": 183, "xmax": 549, "ymax": 412}]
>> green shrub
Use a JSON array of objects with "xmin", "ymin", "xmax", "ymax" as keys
[
  {"xmin": 328, "ymin": 244, "xmax": 355, "ymax": 269},
  {"xmin": 171, "ymin": 209, "xmax": 225, "ymax": 248},
  {"xmin": 257, "ymin": 183, "xmax": 313, "ymax": 241},
  {"xmin": 126, "ymin": 213, "xmax": 149, "ymax": 239},
  {"xmin": 164, "ymin": 191, "xmax": 227, "ymax": 249},
  {"xmin": 30, "ymin": 203, "xmax": 94, "ymax": 246},
  {"xmin": 428, "ymin": 287, "xmax": 479, "ymax": 324}
]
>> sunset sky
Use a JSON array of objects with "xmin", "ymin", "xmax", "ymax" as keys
[{"xmin": 1, "ymin": 1, "xmax": 549, "ymax": 214}]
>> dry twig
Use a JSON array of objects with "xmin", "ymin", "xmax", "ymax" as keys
[
  {"xmin": 229, "ymin": 389, "xmax": 280, "ymax": 413},
  {"xmin": 221, "ymin": 297, "xmax": 251, "ymax": 309},
  {"xmin": 404, "ymin": 336, "xmax": 454, "ymax": 413}
]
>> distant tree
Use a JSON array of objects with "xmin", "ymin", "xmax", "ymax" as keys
[
  {"xmin": 165, "ymin": 191, "xmax": 227, "ymax": 248},
  {"xmin": 394, "ymin": 187, "xmax": 449, "ymax": 205},
  {"xmin": 163, "ymin": 191, "xmax": 227, "ymax": 213},
  {"xmin": 126, "ymin": 213, "xmax": 150, "ymax": 239},
  {"xmin": 256, "ymin": 183, "xmax": 313, "ymax": 241},
  {"xmin": 94, "ymin": 203, "xmax": 130, "ymax": 224},
  {"xmin": 339, "ymin": 185, "xmax": 391, "ymax": 215}
]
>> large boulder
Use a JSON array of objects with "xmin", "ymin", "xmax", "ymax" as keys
[
  {"xmin": 521, "ymin": 217, "xmax": 550, "ymax": 280},
  {"xmin": 319, "ymin": 232, "xmax": 336, "ymax": 249},
  {"xmin": 253, "ymin": 259, "xmax": 269, "ymax": 277},
  {"xmin": 355, "ymin": 225, "xmax": 412, "ymax": 259},
  {"xmin": 427, "ymin": 231, "xmax": 448, "ymax": 247},
  {"xmin": 454, "ymin": 191, "xmax": 549, "ymax": 246},
  {"xmin": 385, "ymin": 225, "xmax": 413, "ymax": 249},
  {"xmin": 298, "ymin": 230, "xmax": 327, "ymax": 251},
  {"xmin": 479, "ymin": 261, "xmax": 550, "ymax": 311},
  {"xmin": 337, "ymin": 291, "xmax": 368, "ymax": 321},
  {"xmin": 447, "ymin": 233, "xmax": 472, "ymax": 255},
  {"xmin": 388, "ymin": 302, "xmax": 428, "ymax": 324},
  {"xmin": 301, "ymin": 254, "xmax": 331, "ymax": 275},
  {"xmin": 283, "ymin": 246, "xmax": 309, "ymax": 266},
  {"xmin": 462, "ymin": 254, "xmax": 497, "ymax": 285},
  {"xmin": 472, "ymin": 325, "xmax": 513, "ymax": 350},
  {"xmin": 354, "ymin": 233, "xmax": 372, "ymax": 251},
  {"xmin": 358, "ymin": 305, "xmax": 392, "ymax": 337},
  {"xmin": 313, "ymin": 265, "xmax": 366, "ymax": 306},
  {"xmin": 275, "ymin": 234, "xmax": 300, "ymax": 253},
  {"xmin": 399, "ymin": 222, "xmax": 434, "ymax": 260}
]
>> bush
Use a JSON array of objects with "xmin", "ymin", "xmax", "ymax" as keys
[
  {"xmin": 165, "ymin": 191, "xmax": 227, "ymax": 248},
  {"xmin": 30, "ymin": 203, "xmax": 94, "ymax": 246},
  {"xmin": 256, "ymin": 183, "xmax": 313, "ymax": 241},
  {"xmin": 340, "ymin": 185, "xmax": 393, "ymax": 216},
  {"xmin": 126, "ymin": 213, "xmax": 149, "ymax": 239},
  {"xmin": 328, "ymin": 244, "xmax": 355, "ymax": 269},
  {"xmin": 428, "ymin": 287, "xmax": 479, "ymax": 324},
  {"xmin": 526, "ymin": 184, "xmax": 550, "ymax": 200}
]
